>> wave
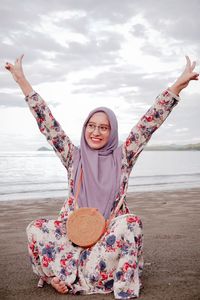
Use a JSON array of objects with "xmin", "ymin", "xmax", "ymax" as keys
[
  {"xmin": 0, "ymin": 187, "xmax": 67, "ymax": 196},
  {"xmin": 1, "ymin": 172, "xmax": 200, "ymax": 186},
  {"xmin": 0, "ymin": 180, "xmax": 67, "ymax": 186},
  {"xmin": 131, "ymin": 172, "xmax": 200, "ymax": 178},
  {"xmin": 0, "ymin": 173, "xmax": 200, "ymax": 197},
  {"xmin": 1, "ymin": 151, "xmax": 200, "ymax": 201},
  {"xmin": 129, "ymin": 179, "xmax": 200, "ymax": 188}
]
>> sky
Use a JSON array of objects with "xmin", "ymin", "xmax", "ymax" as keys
[{"xmin": 1, "ymin": 0, "xmax": 200, "ymax": 151}]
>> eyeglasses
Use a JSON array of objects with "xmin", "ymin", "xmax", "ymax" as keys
[{"xmin": 86, "ymin": 122, "xmax": 110, "ymax": 134}]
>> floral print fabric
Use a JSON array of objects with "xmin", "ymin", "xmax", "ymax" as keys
[{"xmin": 26, "ymin": 89, "xmax": 179, "ymax": 298}]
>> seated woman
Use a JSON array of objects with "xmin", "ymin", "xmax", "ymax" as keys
[{"xmin": 5, "ymin": 55, "xmax": 199, "ymax": 299}]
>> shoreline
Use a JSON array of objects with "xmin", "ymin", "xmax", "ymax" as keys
[
  {"xmin": 0, "ymin": 188, "xmax": 200, "ymax": 299},
  {"xmin": 1, "ymin": 186, "xmax": 200, "ymax": 205}
]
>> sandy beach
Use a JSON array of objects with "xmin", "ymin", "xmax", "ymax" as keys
[{"xmin": 0, "ymin": 188, "xmax": 200, "ymax": 300}]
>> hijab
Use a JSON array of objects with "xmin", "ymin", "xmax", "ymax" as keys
[{"xmin": 73, "ymin": 107, "xmax": 122, "ymax": 219}]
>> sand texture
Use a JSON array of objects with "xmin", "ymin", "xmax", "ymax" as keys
[{"xmin": 0, "ymin": 188, "xmax": 200, "ymax": 300}]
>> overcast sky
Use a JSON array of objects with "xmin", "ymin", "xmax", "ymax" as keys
[{"xmin": 1, "ymin": 0, "xmax": 200, "ymax": 151}]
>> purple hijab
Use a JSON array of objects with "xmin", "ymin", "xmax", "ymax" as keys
[{"xmin": 73, "ymin": 107, "xmax": 122, "ymax": 219}]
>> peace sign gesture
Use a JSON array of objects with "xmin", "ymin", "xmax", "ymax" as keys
[
  {"xmin": 5, "ymin": 54, "xmax": 25, "ymax": 83},
  {"xmin": 180, "ymin": 56, "xmax": 199, "ymax": 87},
  {"xmin": 5, "ymin": 54, "xmax": 32, "ymax": 96},
  {"xmin": 169, "ymin": 56, "xmax": 199, "ymax": 95}
]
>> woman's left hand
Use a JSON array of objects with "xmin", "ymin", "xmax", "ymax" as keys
[{"xmin": 169, "ymin": 56, "xmax": 199, "ymax": 95}]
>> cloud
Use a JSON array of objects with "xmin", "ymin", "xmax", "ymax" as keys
[
  {"xmin": 138, "ymin": 0, "xmax": 200, "ymax": 46},
  {"xmin": 175, "ymin": 128, "xmax": 189, "ymax": 133},
  {"xmin": 1, "ymin": 0, "xmax": 199, "ymax": 150},
  {"xmin": 0, "ymin": 92, "xmax": 26, "ymax": 108},
  {"xmin": 148, "ymin": 92, "xmax": 200, "ymax": 144}
]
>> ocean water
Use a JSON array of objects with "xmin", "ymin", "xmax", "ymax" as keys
[{"xmin": 0, "ymin": 151, "xmax": 200, "ymax": 201}]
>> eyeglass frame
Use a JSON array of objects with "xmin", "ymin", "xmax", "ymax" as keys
[{"xmin": 86, "ymin": 122, "xmax": 111, "ymax": 134}]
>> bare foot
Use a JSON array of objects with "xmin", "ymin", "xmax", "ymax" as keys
[{"xmin": 51, "ymin": 277, "xmax": 68, "ymax": 294}]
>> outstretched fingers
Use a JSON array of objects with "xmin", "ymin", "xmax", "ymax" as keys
[
  {"xmin": 16, "ymin": 54, "xmax": 24, "ymax": 66},
  {"xmin": 19, "ymin": 54, "xmax": 24, "ymax": 62},
  {"xmin": 191, "ymin": 60, "xmax": 196, "ymax": 71},
  {"xmin": 184, "ymin": 55, "xmax": 199, "ymax": 81},
  {"xmin": 15, "ymin": 54, "xmax": 24, "ymax": 66},
  {"xmin": 185, "ymin": 55, "xmax": 191, "ymax": 69},
  {"xmin": 5, "ymin": 54, "xmax": 24, "ymax": 71},
  {"xmin": 185, "ymin": 55, "xmax": 197, "ymax": 72}
]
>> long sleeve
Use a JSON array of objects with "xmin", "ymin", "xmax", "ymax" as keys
[
  {"xmin": 25, "ymin": 91, "xmax": 75, "ymax": 171},
  {"xmin": 122, "ymin": 89, "xmax": 180, "ymax": 172}
]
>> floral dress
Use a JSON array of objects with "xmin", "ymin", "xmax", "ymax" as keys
[{"xmin": 26, "ymin": 89, "xmax": 180, "ymax": 299}]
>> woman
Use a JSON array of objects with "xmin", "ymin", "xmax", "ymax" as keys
[{"xmin": 5, "ymin": 55, "xmax": 199, "ymax": 299}]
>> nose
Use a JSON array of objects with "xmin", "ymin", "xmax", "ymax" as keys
[{"xmin": 92, "ymin": 126, "xmax": 101, "ymax": 135}]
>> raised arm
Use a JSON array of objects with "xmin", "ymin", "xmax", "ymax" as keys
[
  {"xmin": 5, "ymin": 55, "xmax": 75, "ymax": 171},
  {"xmin": 123, "ymin": 56, "xmax": 199, "ymax": 170}
]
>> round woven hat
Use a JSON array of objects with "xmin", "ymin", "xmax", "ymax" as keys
[{"xmin": 67, "ymin": 207, "xmax": 106, "ymax": 248}]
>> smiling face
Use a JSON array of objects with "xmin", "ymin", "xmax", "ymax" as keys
[{"xmin": 84, "ymin": 112, "xmax": 110, "ymax": 149}]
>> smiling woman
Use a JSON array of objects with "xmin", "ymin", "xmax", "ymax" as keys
[
  {"xmin": 85, "ymin": 111, "xmax": 111, "ymax": 149},
  {"xmin": 5, "ymin": 55, "xmax": 199, "ymax": 299}
]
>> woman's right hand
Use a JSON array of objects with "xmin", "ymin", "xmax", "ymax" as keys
[
  {"xmin": 5, "ymin": 54, "xmax": 33, "ymax": 96},
  {"xmin": 5, "ymin": 54, "xmax": 25, "ymax": 83}
]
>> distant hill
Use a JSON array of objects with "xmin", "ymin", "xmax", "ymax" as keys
[
  {"xmin": 145, "ymin": 143, "xmax": 200, "ymax": 151},
  {"xmin": 37, "ymin": 143, "xmax": 200, "ymax": 151},
  {"xmin": 37, "ymin": 147, "xmax": 53, "ymax": 151}
]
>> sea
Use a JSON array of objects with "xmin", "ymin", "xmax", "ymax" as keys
[{"xmin": 0, "ymin": 151, "xmax": 200, "ymax": 202}]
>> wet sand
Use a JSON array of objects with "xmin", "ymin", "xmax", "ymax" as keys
[{"xmin": 0, "ymin": 188, "xmax": 200, "ymax": 300}]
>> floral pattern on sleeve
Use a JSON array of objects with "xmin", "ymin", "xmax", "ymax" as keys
[
  {"xmin": 110, "ymin": 90, "xmax": 180, "ymax": 217},
  {"xmin": 25, "ymin": 91, "xmax": 75, "ymax": 172},
  {"xmin": 123, "ymin": 90, "xmax": 180, "ymax": 171}
]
